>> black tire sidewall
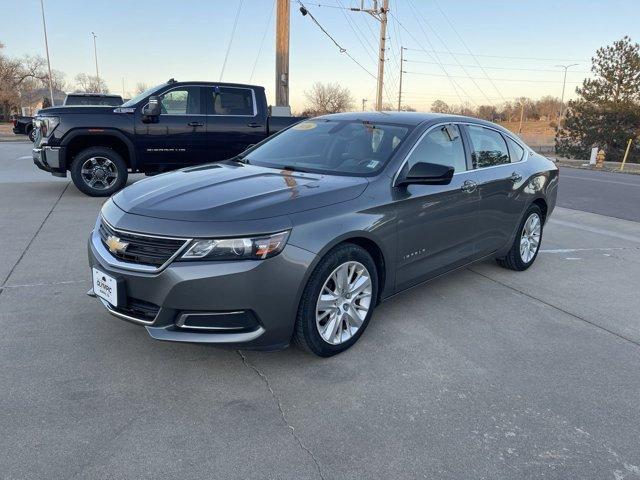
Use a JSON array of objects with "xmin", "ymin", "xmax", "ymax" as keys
[
  {"xmin": 27, "ymin": 127, "xmax": 35, "ymax": 142},
  {"xmin": 70, "ymin": 147, "xmax": 128, "ymax": 197},
  {"xmin": 297, "ymin": 244, "xmax": 378, "ymax": 357}
]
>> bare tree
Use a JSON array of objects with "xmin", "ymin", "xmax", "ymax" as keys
[
  {"xmin": 303, "ymin": 82, "xmax": 354, "ymax": 115},
  {"xmin": 476, "ymin": 105, "xmax": 497, "ymax": 121},
  {"xmin": 0, "ymin": 45, "xmax": 48, "ymax": 118},
  {"xmin": 430, "ymin": 99, "xmax": 450, "ymax": 113},
  {"xmin": 135, "ymin": 82, "xmax": 149, "ymax": 95},
  {"xmin": 74, "ymin": 73, "xmax": 109, "ymax": 93}
]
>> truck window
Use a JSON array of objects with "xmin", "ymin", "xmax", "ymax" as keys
[
  {"xmin": 212, "ymin": 88, "xmax": 255, "ymax": 116},
  {"xmin": 160, "ymin": 87, "xmax": 202, "ymax": 115}
]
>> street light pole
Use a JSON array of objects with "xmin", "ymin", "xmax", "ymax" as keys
[
  {"xmin": 555, "ymin": 63, "xmax": 579, "ymax": 132},
  {"xmin": 91, "ymin": 32, "xmax": 100, "ymax": 92},
  {"xmin": 39, "ymin": 0, "xmax": 55, "ymax": 106}
]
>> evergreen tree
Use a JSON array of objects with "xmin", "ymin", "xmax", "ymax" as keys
[{"xmin": 556, "ymin": 36, "xmax": 640, "ymax": 162}]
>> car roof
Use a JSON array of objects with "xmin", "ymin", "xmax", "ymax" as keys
[
  {"xmin": 65, "ymin": 93, "xmax": 122, "ymax": 97},
  {"xmin": 314, "ymin": 111, "xmax": 508, "ymax": 130}
]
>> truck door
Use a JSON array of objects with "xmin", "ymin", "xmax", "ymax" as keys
[
  {"xmin": 204, "ymin": 86, "xmax": 266, "ymax": 162},
  {"xmin": 136, "ymin": 85, "xmax": 208, "ymax": 169}
]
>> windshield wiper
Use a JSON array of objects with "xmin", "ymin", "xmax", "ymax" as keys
[
  {"xmin": 230, "ymin": 154, "xmax": 250, "ymax": 165},
  {"xmin": 282, "ymin": 165, "xmax": 312, "ymax": 173}
]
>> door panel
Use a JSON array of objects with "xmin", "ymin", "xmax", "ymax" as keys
[
  {"xmin": 135, "ymin": 86, "xmax": 208, "ymax": 169},
  {"xmin": 464, "ymin": 124, "xmax": 527, "ymax": 256},
  {"xmin": 205, "ymin": 86, "xmax": 266, "ymax": 162},
  {"xmin": 395, "ymin": 172, "xmax": 480, "ymax": 290},
  {"xmin": 394, "ymin": 123, "xmax": 480, "ymax": 291}
]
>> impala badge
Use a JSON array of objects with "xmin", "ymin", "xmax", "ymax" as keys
[{"xmin": 106, "ymin": 235, "xmax": 129, "ymax": 254}]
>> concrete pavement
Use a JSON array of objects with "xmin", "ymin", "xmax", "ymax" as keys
[{"xmin": 1, "ymin": 143, "xmax": 639, "ymax": 479}]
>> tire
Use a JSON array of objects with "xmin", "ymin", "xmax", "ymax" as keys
[
  {"xmin": 70, "ymin": 147, "xmax": 128, "ymax": 197},
  {"xmin": 26, "ymin": 126, "xmax": 36, "ymax": 142},
  {"xmin": 496, "ymin": 204, "xmax": 544, "ymax": 271},
  {"xmin": 294, "ymin": 243, "xmax": 378, "ymax": 357}
]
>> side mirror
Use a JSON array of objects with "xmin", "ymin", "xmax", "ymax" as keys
[
  {"xmin": 397, "ymin": 162, "xmax": 454, "ymax": 186},
  {"xmin": 142, "ymin": 95, "xmax": 161, "ymax": 117}
]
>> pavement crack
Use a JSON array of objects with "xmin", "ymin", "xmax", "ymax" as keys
[
  {"xmin": 237, "ymin": 350, "xmax": 325, "ymax": 480},
  {"xmin": 468, "ymin": 268, "xmax": 640, "ymax": 349},
  {"xmin": 0, "ymin": 182, "xmax": 70, "ymax": 297}
]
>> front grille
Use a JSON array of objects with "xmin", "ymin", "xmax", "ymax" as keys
[
  {"xmin": 99, "ymin": 219, "xmax": 188, "ymax": 267},
  {"xmin": 113, "ymin": 297, "xmax": 160, "ymax": 322}
]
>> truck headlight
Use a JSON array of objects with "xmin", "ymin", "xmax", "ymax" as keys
[
  {"xmin": 35, "ymin": 116, "xmax": 59, "ymax": 137},
  {"xmin": 180, "ymin": 231, "xmax": 290, "ymax": 261}
]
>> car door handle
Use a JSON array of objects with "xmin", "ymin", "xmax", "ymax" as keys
[
  {"xmin": 247, "ymin": 122, "xmax": 263, "ymax": 128},
  {"xmin": 461, "ymin": 180, "xmax": 477, "ymax": 193},
  {"xmin": 187, "ymin": 121, "xmax": 204, "ymax": 127},
  {"xmin": 509, "ymin": 172, "xmax": 523, "ymax": 182}
]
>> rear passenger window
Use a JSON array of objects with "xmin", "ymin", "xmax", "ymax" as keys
[
  {"xmin": 406, "ymin": 124, "xmax": 467, "ymax": 173},
  {"xmin": 212, "ymin": 88, "xmax": 255, "ymax": 116},
  {"xmin": 505, "ymin": 136, "xmax": 525, "ymax": 162},
  {"xmin": 467, "ymin": 125, "xmax": 510, "ymax": 168}
]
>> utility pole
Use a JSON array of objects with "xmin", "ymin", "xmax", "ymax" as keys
[
  {"xmin": 349, "ymin": 0, "xmax": 389, "ymax": 111},
  {"xmin": 275, "ymin": 0, "xmax": 290, "ymax": 107},
  {"xmin": 518, "ymin": 99, "xmax": 525, "ymax": 134},
  {"xmin": 39, "ymin": 0, "xmax": 55, "ymax": 106},
  {"xmin": 122, "ymin": 78, "xmax": 125, "ymax": 99},
  {"xmin": 555, "ymin": 63, "xmax": 578, "ymax": 132},
  {"xmin": 362, "ymin": 98, "xmax": 367, "ymax": 111},
  {"xmin": 397, "ymin": 46, "xmax": 404, "ymax": 111},
  {"xmin": 91, "ymin": 32, "xmax": 100, "ymax": 92}
]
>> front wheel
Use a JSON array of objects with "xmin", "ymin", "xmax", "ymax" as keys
[
  {"xmin": 27, "ymin": 126, "xmax": 36, "ymax": 142},
  {"xmin": 70, "ymin": 147, "xmax": 128, "ymax": 197},
  {"xmin": 294, "ymin": 244, "xmax": 378, "ymax": 357},
  {"xmin": 496, "ymin": 205, "xmax": 544, "ymax": 271}
]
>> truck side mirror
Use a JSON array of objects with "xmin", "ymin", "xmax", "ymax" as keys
[{"xmin": 142, "ymin": 96, "xmax": 161, "ymax": 118}]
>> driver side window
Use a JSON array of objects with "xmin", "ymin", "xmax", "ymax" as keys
[
  {"xmin": 159, "ymin": 87, "xmax": 202, "ymax": 115},
  {"xmin": 406, "ymin": 124, "xmax": 466, "ymax": 173}
]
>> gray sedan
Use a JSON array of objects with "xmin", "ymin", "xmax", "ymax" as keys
[{"xmin": 88, "ymin": 112, "xmax": 558, "ymax": 357}]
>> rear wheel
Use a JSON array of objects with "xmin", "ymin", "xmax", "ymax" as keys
[
  {"xmin": 294, "ymin": 244, "xmax": 378, "ymax": 357},
  {"xmin": 496, "ymin": 205, "xmax": 543, "ymax": 271},
  {"xmin": 70, "ymin": 147, "xmax": 128, "ymax": 197}
]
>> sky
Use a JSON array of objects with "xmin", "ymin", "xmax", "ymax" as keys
[{"xmin": 1, "ymin": 0, "xmax": 638, "ymax": 112}]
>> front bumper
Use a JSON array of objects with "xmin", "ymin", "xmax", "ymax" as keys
[
  {"xmin": 33, "ymin": 145, "xmax": 67, "ymax": 176},
  {"xmin": 88, "ymin": 227, "xmax": 316, "ymax": 349}
]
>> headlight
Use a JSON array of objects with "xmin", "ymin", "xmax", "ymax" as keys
[
  {"xmin": 180, "ymin": 231, "xmax": 290, "ymax": 261},
  {"xmin": 35, "ymin": 116, "xmax": 59, "ymax": 137}
]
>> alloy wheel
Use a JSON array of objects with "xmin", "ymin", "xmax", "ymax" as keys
[
  {"xmin": 80, "ymin": 156, "xmax": 119, "ymax": 191},
  {"xmin": 520, "ymin": 212, "xmax": 541, "ymax": 263},
  {"xmin": 315, "ymin": 261, "xmax": 372, "ymax": 345}
]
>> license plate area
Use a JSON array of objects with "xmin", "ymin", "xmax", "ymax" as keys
[{"xmin": 92, "ymin": 268, "xmax": 121, "ymax": 307}]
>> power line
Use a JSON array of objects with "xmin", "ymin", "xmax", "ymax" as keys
[
  {"xmin": 402, "ymin": 47, "xmax": 587, "ymax": 63},
  {"xmin": 405, "ymin": 0, "xmax": 494, "ymax": 105},
  {"xmin": 220, "ymin": 0, "xmax": 244, "ymax": 81},
  {"xmin": 388, "ymin": 8, "xmax": 468, "ymax": 106},
  {"xmin": 249, "ymin": 0, "xmax": 276, "ymax": 82},
  {"xmin": 404, "ymin": 71, "xmax": 583, "ymax": 84},
  {"xmin": 297, "ymin": 0, "xmax": 377, "ymax": 79},
  {"xmin": 403, "ymin": 59, "xmax": 590, "ymax": 74}
]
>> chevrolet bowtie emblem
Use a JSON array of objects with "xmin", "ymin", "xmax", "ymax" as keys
[{"xmin": 106, "ymin": 235, "xmax": 129, "ymax": 254}]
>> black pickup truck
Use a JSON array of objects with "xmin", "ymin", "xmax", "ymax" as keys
[
  {"xmin": 13, "ymin": 116, "xmax": 35, "ymax": 141},
  {"xmin": 32, "ymin": 79, "xmax": 304, "ymax": 196}
]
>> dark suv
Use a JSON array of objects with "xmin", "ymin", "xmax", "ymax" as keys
[{"xmin": 32, "ymin": 79, "xmax": 303, "ymax": 196}]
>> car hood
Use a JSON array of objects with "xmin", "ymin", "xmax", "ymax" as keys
[
  {"xmin": 37, "ymin": 106, "xmax": 118, "ymax": 115},
  {"xmin": 112, "ymin": 163, "xmax": 369, "ymax": 222}
]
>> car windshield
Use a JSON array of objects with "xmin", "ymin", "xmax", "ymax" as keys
[
  {"xmin": 121, "ymin": 84, "xmax": 165, "ymax": 107},
  {"xmin": 245, "ymin": 119, "xmax": 411, "ymax": 176}
]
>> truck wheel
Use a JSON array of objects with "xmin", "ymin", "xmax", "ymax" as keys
[
  {"xmin": 70, "ymin": 147, "xmax": 128, "ymax": 197},
  {"xmin": 26, "ymin": 126, "xmax": 36, "ymax": 142}
]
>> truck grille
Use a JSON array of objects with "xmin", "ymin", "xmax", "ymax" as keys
[{"xmin": 99, "ymin": 219, "xmax": 189, "ymax": 268}]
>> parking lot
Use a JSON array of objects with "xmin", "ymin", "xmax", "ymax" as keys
[{"xmin": 1, "ymin": 141, "xmax": 639, "ymax": 479}]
